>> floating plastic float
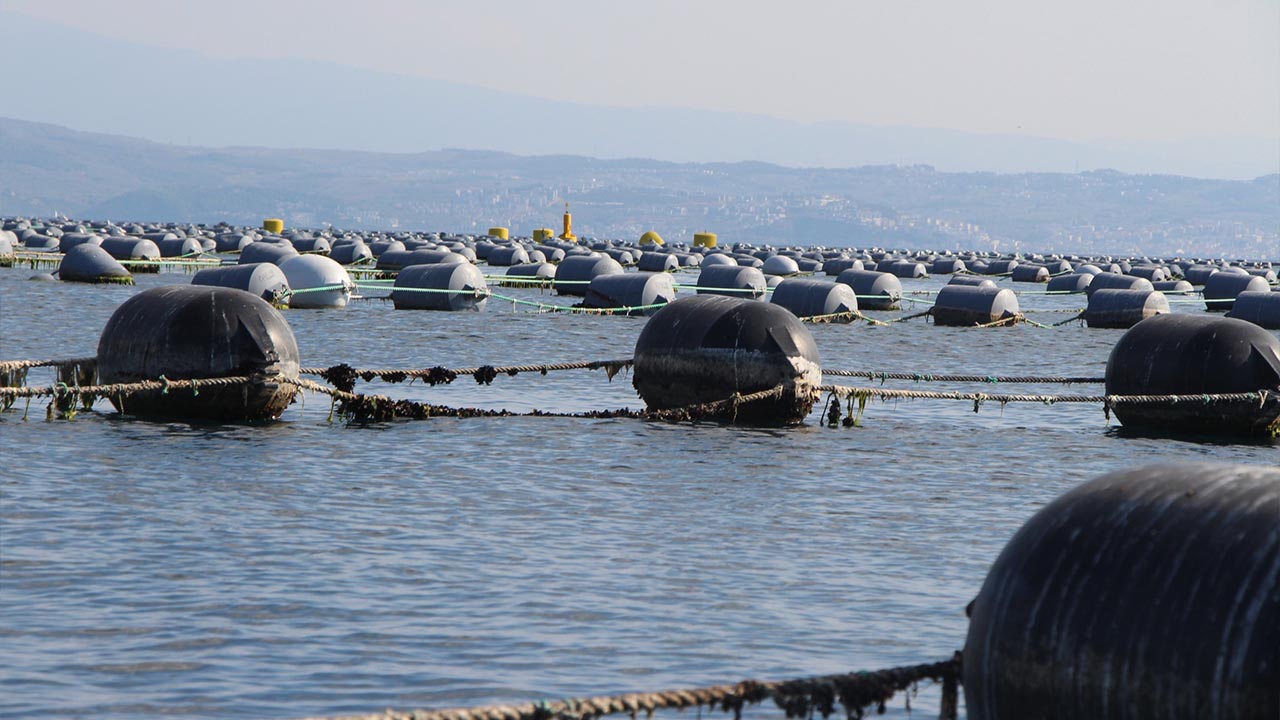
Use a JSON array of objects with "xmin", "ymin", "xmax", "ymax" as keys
[
  {"xmin": 1105, "ymin": 314, "xmax": 1280, "ymax": 436},
  {"xmin": 631, "ymin": 295, "xmax": 821, "ymax": 425},
  {"xmin": 97, "ymin": 285, "xmax": 300, "ymax": 420},
  {"xmin": 931, "ymin": 285, "xmax": 1019, "ymax": 327},
  {"xmin": 965, "ymin": 463, "xmax": 1280, "ymax": 719}
]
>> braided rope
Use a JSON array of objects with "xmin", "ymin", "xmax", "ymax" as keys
[
  {"xmin": 819, "ymin": 383, "xmax": 1271, "ymax": 406},
  {"xmin": 822, "ymin": 370, "xmax": 1104, "ymax": 384},
  {"xmin": 294, "ymin": 657, "xmax": 960, "ymax": 720},
  {"xmin": 0, "ymin": 356, "xmax": 97, "ymax": 374}
]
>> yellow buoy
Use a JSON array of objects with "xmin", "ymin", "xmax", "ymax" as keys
[
  {"xmin": 694, "ymin": 232, "xmax": 718, "ymax": 248},
  {"xmin": 533, "ymin": 228, "xmax": 554, "ymax": 242},
  {"xmin": 488, "ymin": 227, "xmax": 510, "ymax": 240},
  {"xmin": 559, "ymin": 202, "xmax": 577, "ymax": 242},
  {"xmin": 263, "ymin": 218, "xmax": 285, "ymax": 234},
  {"xmin": 640, "ymin": 230, "xmax": 665, "ymax": 246}
]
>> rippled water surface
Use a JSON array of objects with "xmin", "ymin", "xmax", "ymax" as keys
[{"xmin": 1, "ymin": 265, "xmax": 1276, "ymax": 719}]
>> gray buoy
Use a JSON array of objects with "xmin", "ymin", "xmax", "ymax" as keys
[
  {"xmin": 192, "ymin": 263, "xmax": 291, "ymax": 304},
  {"xmin": 632, "ymin": 295, "xmax": 821, "ymax": 425},
  {"xmin": 835, "ymin": 269, "xmax": 902, "ymax": 310},
  {"xmin": 637, "ymin": 252, "xmax": 680, "ymax": 273},
  {"xmin": 823, "ymin": 258, "xmax": 863, "ymax": 275},
  {"xmin": 239, "ymin": 241, "xmax": 299, "ymax": 266},
  {"xmin": 890, "ymin": 260, "xmax": 928, "ymax": 279},
  {"xmin": 1204, "ymin": 272, "xmax": 1271, "ymax": 311},
  {"xmin": 57, "ymin": 244, "xmax": 133, "ymax": 284},
  {"xmin": 931, "ymin": 285, "xmax": 1020, "ymax": 326},
  {"xmin": 1105, "ymin": 314, "xmax": 1280, "ymax": 436},
  {"xmin": 1084, "ymin": 289, "xmax": 1170, "ymax": 328},
  {"xmin": 1046, "ymin": 272, "xmax": 1091, "ymax": 293},
  {"xmin": 553, "ymin": 255, "xmax": 625, "ymax": 296},
  {"xmin": 329, "ymin": 241, "xmax": 373, "ymax": 266},
  {"xmin": 583, "ymin": 272, "xmax": 675, "ymax": 315},
  {"xmin": 761, "ymin": 255, "xmax": 800, "ymax": 277},
  {"xmin": 1010, "ymin": 264, "xmax": 1049, "ymax": 283},
  {"xmin": 1151, "ymin": 279, "xmax": 1194, "ymax": 294},
  {"xmin": 279, "ymin": 255, "xmax": 353, "ymax": 309},
  {"xmin": 376, "ymin": 248, "xmax": 464, "ymax": 272},
  {"xmin": 97, "ymin": 285, "xmax": 300, "ymax": 420},
  {"xmin": 931, "ymin": 258, "xmax": 966, "ymax": 275},
  {"xmin": 391, "ymin": 263, "xmax": 488, "ymax": 311},
  {"xmin": 156, "ymin": 237, "xmax": 203, "ymax": 258},
  {"xmin": 505, "ymin": 262, "xmax": 557, "ymax": 284},
  {"xmin": 1084, "ymin": 272, "xmax": 1154, "ymax": 296},
  {"xmin": 1226, "ymin": 291, "xmax": 1280, "ymax": 329},
  {"xmin": 699, "ymin": 253, "xmax": 737, "ymax": 268},
  {"xmin": 100, "ymin": 237, "xmax": 161, "ymax": 263},
  {"xmin": 948, "ymin": 275, "xmax": 998, "ymax": 289},
  {"xmin": 215, "ymin": 233, "xmax": 253, "ymax": 253},
  {"xmin": 964, "ymin": 463, "xmax": 1280, "ymax": 720},
  {"xmin": 769, "ymin": 278, "xmax": 858, "ymax": 319},
  {"xmin": 695, "ymin": 265, "xmax": 767, "ymax": 299},
  {"xmin": 487, "ymin": 246, "xmax": 530, "ymax": 267},
  {"xmin": 58, "ymin": 232, "xmax": 103, "ymax": 254}
]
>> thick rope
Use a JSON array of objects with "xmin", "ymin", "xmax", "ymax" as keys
[
  {"xmin": 298, "ymin": 360, "xmax": 635, "ymax": 389},
  {"xmin": 822, "ymin": 370, "xmax": 1104, "ymax": 384},
  {"xmin": 0, "ymin": 356, "xmax": 97, "ymax": 374},
  {"xmin": 819, "ymin": 383, "xmax": 1271, "ymax": 410},
  {"xmin": 294, "ymin": 656, "xmax": 961, "ymax": 720}
]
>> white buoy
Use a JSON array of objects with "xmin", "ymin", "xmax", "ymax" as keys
[{"xmin": 279, "ymin": 255, "xmax": 353, "ymax": 309}]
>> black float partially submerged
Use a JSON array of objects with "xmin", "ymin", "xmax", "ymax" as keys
[
  {"xmin": 632, "ymin": 295, "xmax": 821, "ymax": 425},
  {"xmin": 97, "ymin": 285, "xmax": 301, "ymax": 420},
  {"xmin": 964, "ymin": 463, "xmax": 1280, "ymax": 720},
  {"xmin": 1105, "ymin": 314, "xmax": 1280, "ymax": 436}
]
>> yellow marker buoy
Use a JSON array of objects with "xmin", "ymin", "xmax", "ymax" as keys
[
  {"xmin": 694, "ymin": 232, "xmax": 718, "ymax": 248},
  {"xmin": 533, "ymin": 228, "xmax": 554, "ymax": 243},
  {"xmin": 488, "ymin": 227, "xmax": 510, "ymax": 240},
  {"xmin": 560, "ymin": 203, "xmax": 577, "ymax": 242},
  {"xmin": 263, "ymin": 218, "xmax": 285, "ymax": 234},
  {"xmin": 640, "ymin": 230, "xmax": 665, "ymax": 246}
]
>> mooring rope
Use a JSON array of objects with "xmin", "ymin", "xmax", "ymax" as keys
[
  {"xmin": 293, "ymin": 656, "xmax": 961, "ymax": 720},
  {"xmin": 822, "ymin": 370, "xmax": 1104, "ymax": 384},
  {"xmin": 818, "ymin": 383, "xmax": 1272, "ymax": 418},
  {"xmin": 298, "ymin": 359, "xmax": 634, "ymax": 388},
  {"xmin": 0, "ymin": 357, "xmax": 97, "ymax": 374}
]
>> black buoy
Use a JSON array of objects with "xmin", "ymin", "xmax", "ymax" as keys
[
  {"xmin": 931, "ymin": 285, "xmax": 1020, "ymax": 326},
  {"xmin": 1084, "ymin": 289, "xmax": 1170, "ymax": 328},
  {"xmin": 769, "ymin": 278, "xmax": 858, "ymax": 318},
  {"xmin": 1227, "ymin": 291, "xmax": 1280, "ymax": 329},
  {"xmin": 57, "ymin": 244, "xmax": 133, "ymax": 284},
  {"xmin": 965, "ymin": 463, "xmax": 1280, "ymax": 720},
  {"xmin": 632, "ymin": 295, "xmax": 821, "ymax": 425},
  {"xmin": 97, "ymin": 285, "xmax": 301, "ymax": 420},
  {"xmin": 1104, "ymin": 314, "xmax": 1280, "ymax": 436}
]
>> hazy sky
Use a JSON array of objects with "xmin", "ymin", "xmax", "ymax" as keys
[{"xmin": 3, "ymin": 0, "xmax": 1277, "ymax": 143}]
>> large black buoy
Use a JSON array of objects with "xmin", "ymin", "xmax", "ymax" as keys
[
  {"xmin": 1105, "ymin": 314, "xmax": 1280, "ymax": 436},
  {"xmin": 931, "ymin": 285, "xmax": 1020, "ymax": 326},
  {"xmin": 769, "ymin": 278, "xmax": 858, "ymax": 318},
  {"xmin": 97, "ymin": 286, "xmax": 300, "ymax": 421},
  {"xmin": 964, "ymin": 463, "xmax": 1280, "ymax": 720},
  {"xmin": 1227, "ymin": 291, "xmax": 1280, "ymax": 329},
  {"xmin": 632, "ymin": 295, "xmax": 821, "ymax": 425},
  {"xmin": 58, "ymin": 244, "xmax": 133, "ymax": 284},
  {"xmin": 1084, "ymin": 288, "xmax": 1170, "ymax": 328}
]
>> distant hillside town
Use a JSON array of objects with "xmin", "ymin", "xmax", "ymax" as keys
[{"xmin": 2, "ymin": 118, "xmax": 1276, "ymax": 260}]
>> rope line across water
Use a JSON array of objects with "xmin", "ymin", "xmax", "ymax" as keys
[{"xmin": 293, "ymin": 656, "xmax": 961, "ymax": 720}]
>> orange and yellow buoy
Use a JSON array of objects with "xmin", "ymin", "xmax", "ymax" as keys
[{"xmin": 559, "ymin": 203, "xmax": 577, "ymax": 242}]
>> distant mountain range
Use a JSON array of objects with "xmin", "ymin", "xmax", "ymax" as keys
[
  {"xmin": 2, "ymin": 117, "xmax": 1277, "ymax": 259},
  {"xmin": 0, "ymin": 9, "xmax": 1275, "ymax": 180}
]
